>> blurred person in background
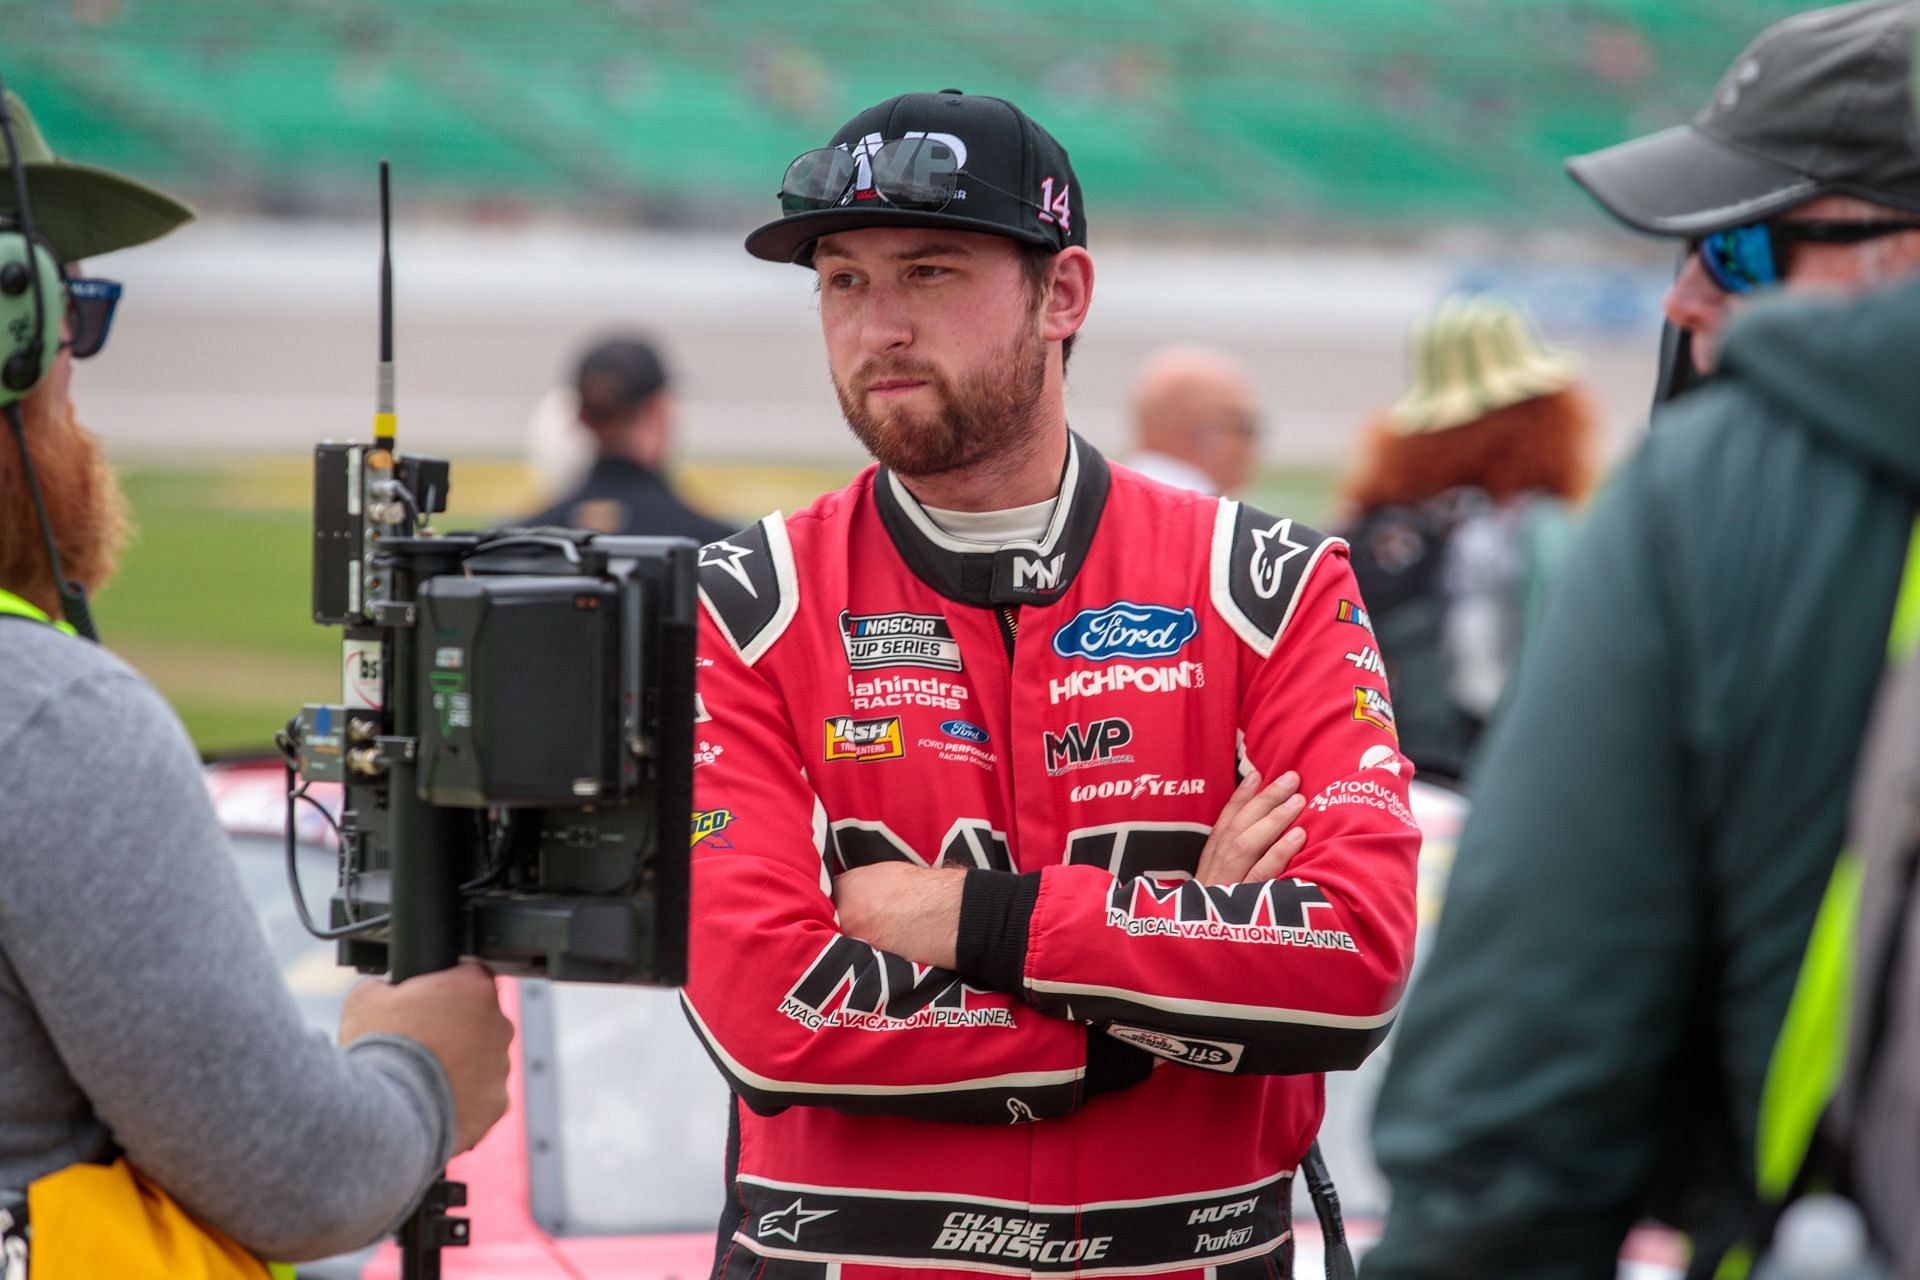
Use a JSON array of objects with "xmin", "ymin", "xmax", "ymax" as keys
[
  {"xmin": 1366, "ymin": 5, "xmax": 1920, "ymax": 1276},
  {"xmin": 1566, "ymin": 0, "xmax": 1920, "ymax": 388},
  {"xmin": 686, "ymin": 88, "xmax": 1418, "ymax": 1280},
  {"xmin": 1334, "ymin": 295, "xmax": 1599, "ymax": 784},
  {"xmin": 0, "ymin": 89, "xmax": 512, "ymax": 1273},
  {"xmin": 1122, "ymin": 343, "xmax": 1260, "ymax": 495},
  {"xmin": 521, "ymin": 334, "xmax": 734, "ymax": 541}
]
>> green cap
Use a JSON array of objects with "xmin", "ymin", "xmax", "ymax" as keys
[
  {"xmin": 0, "ymin": 90, "xmax": 193, "ymax": 260},
  {"xmin": 1567, "ymin": 1, "xmax": 1920, "ymax": 236}
]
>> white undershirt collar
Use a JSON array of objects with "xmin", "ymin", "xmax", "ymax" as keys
[{"xmin": 918, "ymin": 496, "xmax": 1060, "ymax": 548}]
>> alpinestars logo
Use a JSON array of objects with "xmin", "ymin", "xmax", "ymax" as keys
[
  {"xmin": 699, "ymin": 541, "xmax": 758, "ymax": 597},
  {"xmin": 779, "ymin": 936, "xmax": 1014, "ymax": 1031},
  {"xmin": 840, "ymin": 609, "xmax": 963, "ymax": 672},
  {"xmin": 758, "ymin": 1199, "xmax": 836, "ymax": 1243},
  {"xmin": 1042, "ymin": 718, "xmax": 1134, "ymax": 775},
  {"xmin": 1248, "ymin": 519, "xmax": 1308, "ymax": 600},
  {"xmin": 1106, "ymin": 877, "xmax": 1358, "ymax": 951}
]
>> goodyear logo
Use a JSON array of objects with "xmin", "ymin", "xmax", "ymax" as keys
[{"xmin": 692, "ymin": 809, "xmax": 735, "ymax": 848}]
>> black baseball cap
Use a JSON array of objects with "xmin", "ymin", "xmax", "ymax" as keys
[
  {"xmin": 575, "ymin": 337, "xmax": 669, "ymax": 426},
  {"xmin": 1566, "ymin": 0, "xmax": 1920, "ymax": 236},
  {"xmin": 745, "ymin": 89, "xmax": 1086, "ymax": 265}
]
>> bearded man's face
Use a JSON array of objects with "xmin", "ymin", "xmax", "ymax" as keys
[{"xmin": 813, "ymin": 227, "xmax": 1051, "ymax": 479}]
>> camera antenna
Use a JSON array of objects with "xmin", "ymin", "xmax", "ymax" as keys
[{"xmin": 375, "ymin": 159, "xmax": 395, "ymax": 451}]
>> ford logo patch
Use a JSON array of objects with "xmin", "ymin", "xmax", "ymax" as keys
[
  {"xmin": 1051, "ymin": 603, "xmax": 1198, "ymax": 662},
  {"xmin": 940, "ymin": 719, "xmax": 989, "ymax": 744}
]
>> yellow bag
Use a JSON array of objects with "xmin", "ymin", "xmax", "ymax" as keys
[{"xmin": 25, "ymin": 1158, "xmax": 292, "ymax": 1280}]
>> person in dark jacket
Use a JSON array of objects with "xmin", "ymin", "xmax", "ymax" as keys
[
  {"xmin": 523, "ymin": 336, "xmax": 734, "ymax": 543},
  {"xmin": 1368, "ymin": 242, "xmax": 1920, "ymax": 1280},
  {"xmin": 1366, "ymin": 6, "xmax": 1920, "ymax": 1272}
]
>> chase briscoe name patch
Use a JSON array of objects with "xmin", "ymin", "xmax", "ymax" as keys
[
  {"xmin": 731, "ymin": 1172, "xmax": 1291, "ymax": 1274},
  {"xmin": 841, "ymin": 609, "xmax": 963, "ymax": 671}
]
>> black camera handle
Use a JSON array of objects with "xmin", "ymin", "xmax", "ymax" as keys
[{"xmin": 386, "ymin": 539, "xmax": 477, "ymax": 1279}]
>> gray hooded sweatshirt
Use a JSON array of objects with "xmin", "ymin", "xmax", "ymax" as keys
[{"xmin": 0, "ymin": 619, "xmax": 454, "ymax": 1261}]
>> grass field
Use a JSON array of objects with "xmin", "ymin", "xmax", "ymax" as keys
[{"xmin": 103, "ymin": 456, "xmax": 1338, "ymax": 753}]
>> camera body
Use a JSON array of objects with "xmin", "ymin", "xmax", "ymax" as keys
[{"xmin": 294, "ymin": 442, "xmax": 694, "ymax": 985}]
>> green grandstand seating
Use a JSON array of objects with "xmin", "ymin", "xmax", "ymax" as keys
[{"xmin": 4, "ymin": 0, "xmax": 1812, "ymax": 225}]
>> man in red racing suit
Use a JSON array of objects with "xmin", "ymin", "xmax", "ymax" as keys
[{"xmin": 684, "ymin": 89, "xmax": 1418, "ymax": 1280}]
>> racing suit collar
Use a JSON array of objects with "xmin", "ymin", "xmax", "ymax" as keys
[{"xmin": 874, "ymin": 431, "xmax": 1111, "ymax": 607}]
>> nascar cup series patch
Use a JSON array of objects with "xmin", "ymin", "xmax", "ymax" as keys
[{"xmin": 840, "ymin": 609, "xmax": 964, "ymax": 672}]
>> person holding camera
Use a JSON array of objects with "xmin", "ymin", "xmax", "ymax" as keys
[
  {"xmin": 684, "ymin": 90, "xmax": 1419, "ymax": 1280},
  {"xmin": 0, "ymin": 90, "xmax": 512, "ymax": 1275}
]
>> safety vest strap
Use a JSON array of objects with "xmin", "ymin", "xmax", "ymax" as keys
[
  {"xmin": 0, "ymin": 585, "xmax": 75, "ymax": 636},
  {"xmin": 1753, "ymin": 850, "xmax": 1864, "ymax": 1202}
]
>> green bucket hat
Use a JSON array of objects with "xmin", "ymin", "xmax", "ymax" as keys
[
  {"xmin": 0, "ymin": 89, "xmax": 193, "ymax": 260},
  {"xmin": 1388, "ymin": 295, "xmax": 1582, "ymax": 435}
]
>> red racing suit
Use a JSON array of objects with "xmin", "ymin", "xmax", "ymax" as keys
[{"xmin": 685, "ymin": 435, "xmax": 1418, "ymax": 1280}]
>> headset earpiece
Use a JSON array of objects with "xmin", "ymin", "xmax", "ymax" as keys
[{"xmin": 0, "ymin": 230, "xmax": 61, "ymax": 403}]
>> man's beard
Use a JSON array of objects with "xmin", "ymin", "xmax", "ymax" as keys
[
  {"xmin": 0, "ymin": 390, "xmax": 129, "ymax": 617},
  {"xmin": 833, "ymin": 320, "xmax": 1049, "ymax": 479}
]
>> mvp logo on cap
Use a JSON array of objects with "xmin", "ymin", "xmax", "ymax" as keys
[{"xmin": 747, "ymin": 89, "xmax": 1087, "ymax": 264}]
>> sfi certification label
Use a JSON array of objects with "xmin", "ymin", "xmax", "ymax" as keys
[{"xmin": 344, "ymin": 638, "xmax": 383, "ymax": 710}]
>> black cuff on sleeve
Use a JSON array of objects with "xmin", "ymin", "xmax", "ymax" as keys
[
  {"xmin": 1084, "ymin": 1027, "xmax": 1157, "ymax": 1097},
  {"xmin": 955, "ymin": 868, "xmax": 1042, "ymax": 996}
]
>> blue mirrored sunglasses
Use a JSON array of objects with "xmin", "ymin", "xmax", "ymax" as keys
[
  {"xmin": 62, "ymin": 277, "xmax": 121, "ymax": 359},
  {"xmin": 1693, "ymin": 220, "xmax": 1920, "ymax": 294}
]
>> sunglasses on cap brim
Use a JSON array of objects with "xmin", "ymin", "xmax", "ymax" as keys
[
  {"xmin": 1692, "ymin": 219, "xmax": 1920, "ymax": 294},
  {"xmin": 777, "ymin": 136, "xmax": 1059, "ymax": 227},
  {"xmin": 779, "ymin": 137, "xmax": 972, "ymax": 215},
  {"xmin": 63, "ymin": 276, "xmax": 120, "ymax": 360}
]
